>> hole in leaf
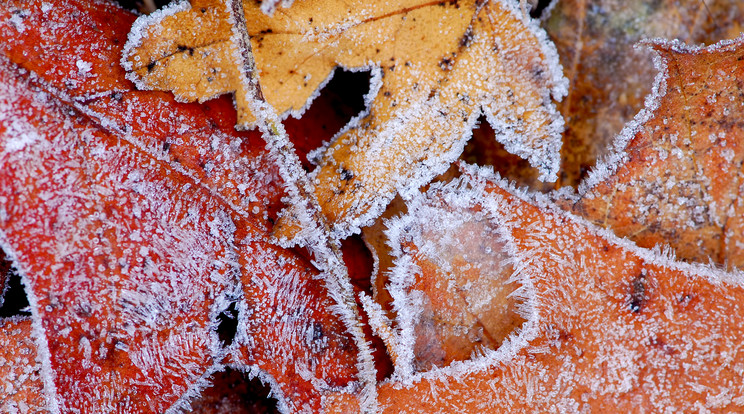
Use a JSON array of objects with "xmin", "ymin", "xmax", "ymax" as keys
[
  {"xmin": 190, "ymin": 368, "xmax": 280, "ymax": 414},
  {"xmin": 387, "ymin": 190, "xmax": 527, "ymax": 373},
  {"xmin": 530, "ymin": 0, "xmax": 554, "ymax": 18},
  {"xmin": 0, "ymin": 252, "xmax": 31, "ymax": 318},
  {"xmin": 216, "ymin": 302, "xmax": 239, "ymax": 346}
]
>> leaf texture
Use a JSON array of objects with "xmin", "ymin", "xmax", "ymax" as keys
[
  {"xmin": 123, "ymin": 0, "xmax": 567, "ymax": 240},
  {"xmin": 545, "ymin": 0, "xmax": 744, "ymax": 186},
  {"xmin": 329, "ymin": 165, "xmax": 744, "ymax": 412},
  {"xmin": 571, "ymin": 37, "xmax": 744, "ymax": 269},
  {"xmin": 0, "ymin": 0, "xmax": 361, "ymax": 411}
]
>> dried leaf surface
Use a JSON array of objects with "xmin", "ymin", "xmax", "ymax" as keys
[
  {"xmin": 0, "ymin": 0, "xmax": 361, "ymax": 411},
  {"xmin": 330, "ymin": 166, "xmax": 744, "ymax": 412},
  {"xmin": 124, "ymin": 0, "xmax": 567, "ymax": 239},
  {"xmin": 383, "ymin": 194, "xmax": 525, "ymax": 373},
  {"xmin": 570, "ymin": 37, "xmax": 744, "ymax": 269},
  {"xmin": 545, "ymin": 0, "xmax": 744, "ymax": 186},
  {"xmin": 0, "ymin": 317, "xmax": 45, "ymax": 413}
]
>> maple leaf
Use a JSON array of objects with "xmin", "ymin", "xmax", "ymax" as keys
[
  {"xmin": 122, "ymin": 0, "xmax": 567, "ymax": 240},
  {"xmin": 0, "ymin": 0, "xmax": 363, "ymax": 412},
  {"xmin": 328, "ymin": 164, "xmax": 744, "ymax": 412},
  {"xmin": 544, "ymin": 0, "xmax": 744, "ymax": 186}
]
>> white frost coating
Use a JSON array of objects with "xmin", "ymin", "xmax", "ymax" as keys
[
  {"xmin": 462, "ymin": 162, "xmax": 744, "ymax": 287},
  {"xmin": 381, "ymin": 162, "xmax": 744, "ymax": 408},
  {"xmin": 498, "ymin": 0, "xmax": 568, "ymax": 101},
  {"xmin": 259, "ymin": 0, "xmax": 295, "ymax": 17},
  {"xmin": 576, "ymin": 36, "xmax": 744, "ymax": 198},
  {"xmin": 224, "ymin": 1, "xmax": 379, "ymax": 411},
  {"xmin": 0, "ymin": 239, "xmax": 61, "ymax": 414},
  {"xmin": 383, "ymin": 173, "xmax": 540, "ymax": 384},
  {"xmin": 0, "ymin": 61, "xmax": 243, "ymax": 412},
  {"xmin": 1, "ymin": 119, "xmax": 40, "ymax": 154},
  {"xmin": 74, "ymin": 59, "xmax": 92, "ymax": 76},
  {"xmin": 120, "ymin": 1, "xmax": 191, "ymax": 83}
]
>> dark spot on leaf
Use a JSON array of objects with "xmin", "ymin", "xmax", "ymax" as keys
[
  {"xmin": 162, "ymin": 142, "xmax": 171, "ymax": 152},
  {"xmin": 146, "ymin": 61, "xmax": 156, "ymax": 72},
  {"xmin": 628, "ymin": 271, "xmax": 647, "ymax": 313},
  {"xmin": 459, "ymin": 27, "xmax": 474, "ymax": 48},
  {"xmin": 177, "ymin": 45, "xmax": 194, "ymax": 56},
  {"xmin": 340, "ymin": 168, "xmax": 354, "ymax": 181},
  {"xmin": 439, "ymin": 57, "xmax": 453, "ymax": 71}
]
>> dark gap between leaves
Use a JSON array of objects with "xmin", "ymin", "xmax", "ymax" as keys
[
  {"xmin": 0, "ymin": 252, "xmax": 31, "ymax": 318},
  {"xmin": 190, "ymin": 368, "xmax": 280, "ymax": 414},
  {"xmin": 217, "ymin": 301, "xmax": 239, "ymax": 346}
]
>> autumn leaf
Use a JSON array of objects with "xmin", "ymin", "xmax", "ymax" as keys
[
  {"xmin": 0, "ymin": 317, "xmax": 45, "ymax": 413},
  {"xmin": 569, "ymin": 36, "xmax": 744, "ymax": 269},
  {"xmin": 0, "ymin": 0, "xmax": 362, "ymax": 412},
  {"xmin": 544, "ymin": 0, "xmax": 744, "ymax": 186},
  {"xmin": 328, "ymin": 165, "xmax": 744, "ymax": 412},
  {"xmin": 379, "ymin": 189, "xmax": 524, "ymax": 374},
  {"xmin": 123, "ymin": 0, "xmax": 567, "ymax": 240}
]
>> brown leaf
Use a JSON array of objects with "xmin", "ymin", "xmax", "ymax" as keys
[
  {"xmin": 383, "ymin": 192, "xmax": 525, "ymax": 372},
  {"xmin": 328, "ymin": 166, "xmax": 744, "ymax": 412},
  {"xmin": 123, "ymin": 0, "xmax": 567, "ymax": 239},
  {"xmin": 570, "ymin": 37, "xmax": 744, "ymax": 269},
  {"xmin": 545, "ymin": 0, "xmax": 744, "ymax": 186}
]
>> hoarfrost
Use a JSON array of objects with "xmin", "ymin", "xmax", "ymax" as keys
[{"xmin": 373, "ymin": 165, "xmax": 744, "ymax": 412}]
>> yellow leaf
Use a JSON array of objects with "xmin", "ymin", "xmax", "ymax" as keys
[{"xmin": 123, "ymin": 0, "xmax": 567, "ymax": 239}]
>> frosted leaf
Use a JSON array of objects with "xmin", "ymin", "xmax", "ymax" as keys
[
  {"xmin": 544, "ymin": 0, "xmax": 744, "ymax": 186},
  {"xmin": 326, "ymin": 165, "xmax": 744, "ymax": 412},
  {"xmin": 0, "ymin": 63, "xmax": 240, "ymax": 413},
  {"xmin": 0, "ymin": 2, "xmax": 368, "ymax": 411},
  {"xmin": 0, "ymin": 317, "xmax": 46, "ymax": 413},
  {"xmin": 384, "ymin": 186, "xmax": 526, "ymax": 376},
  {"xmin": 568, "ymin": 36, "xmax": 744, "ymax": 270},
  {"xmin": 228, "ymin": 240, "xmax": 361, "ymax": 413},
  {"xmin": 123, "ymin": 0, "xmax": 567, "ymax": 241},
  {"xmin": 0, "ymin": 0, "xmax": 287, "ymax": 231}
]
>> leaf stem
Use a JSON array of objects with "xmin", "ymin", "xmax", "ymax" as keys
[{"xmin": 225, "ymin": 0, "xmax": 379, "ymax": 410}]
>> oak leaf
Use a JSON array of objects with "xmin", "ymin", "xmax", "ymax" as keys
[
  {"xmin": 0, "ymin": 0, "xmax": 362, "ymax": 412},
  {"xmin": 570, "ymin": 36, "xmax": 744, "ymax": 269},
  {"xmin": 544, "ymin": 0, "xmax": 744, "ymax": 186},
  {"xmin": 330, "ymin": 165, "xmax": 744, "ymax": 412},
  {"xmin": 123, "ymin": 0, "xmax": 567, "ymax": 240}
]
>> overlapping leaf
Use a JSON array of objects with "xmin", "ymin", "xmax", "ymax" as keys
[
  {"xmin": 0, "ymin": 0, "xmax": 361, "ymax": 411},
  {"xmin": 329, "ymin": 166, "xmax": 744, "ymax": 412},
  {"xmin": 545, "ymin": 0, "xmax": 744, "ymax": 186},
  {"xmin": 569, "ymin": 37, "xmax": 744, "ymax": 269},
  {"xmin": 123, "ymin": 0, "xmax": 567, "ymax": 240}
]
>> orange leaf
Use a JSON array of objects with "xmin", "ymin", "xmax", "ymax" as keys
[
  {"xmin": 331, "ymin": 165, "xmax": 744, "ymax": 411},
  {"xmin": 571, "ymin": 37, "xmax": 744, "ymax": 269},
  {"xmin": 544, "ymin": 0, "xmax": 744, "ymax": 186},
  {"xmin": 0, "ymin": 0, "xmax": 360, "ymax": 411}
]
